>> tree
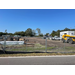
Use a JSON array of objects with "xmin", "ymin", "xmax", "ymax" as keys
[
  {"xmin": 64, "ymin": 28, "xmax": 70, "ymax": 31},
  {"xmin": 14, "ymin": 32, "xmax": 21, "ymax": 35},
  {"xmin": 51, "ymin": 30, "xmax": 56, "ymax": 37},
  {"xmin": 36, "ymin": 28, "xmax": 41, "ymax": 36},
  {"xmin": 45, "ymin": 33, "xmax": 49, "ymax": 36},
  {"xmin": 14, "ymin": 31, "xmax": 25, "ymax": 36},
  {"xmin": 8, "ymin": 33, "xmax": 13, "ymax": 36},
  {"xmin": 0, "ymin": 32, "xmax": 3, "ymax": 36},
  {"xmin": 32, "ymin": 30, "xmax": 36, "ymax": 36},
  {"xmin": 20, "ymin": 31, "xmax": 25, "ymax": 36},
  {"xmin": 50, "ymin": 28, "xmax": 74, "ymax": 37},
  {"xmin": 57, "ymin": 30, "xmax": 60, "ymax": 37},
  {"xmin": 39, "ymin": 33, "xmax": 43, "ymax": 37},
  {"xmin": 25, "ymin": 28, "xmax": 33, "ymax": 36},
  {"xmin": 5, "ymin": 30, "xmax": 7, "ymax": 33}
]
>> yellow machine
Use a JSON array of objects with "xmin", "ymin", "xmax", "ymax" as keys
[
  {"xmin": 19, "ymin": 38, "xmax": 25, "ymax": 41},
  {"xmin": 62, "ymin": 33, "xmax": 75, "ymax": 44}
]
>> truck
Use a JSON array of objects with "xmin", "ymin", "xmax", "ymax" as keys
[{"xmin": 60, "ymin": 31, "xmax": 75, "ymax": 44}]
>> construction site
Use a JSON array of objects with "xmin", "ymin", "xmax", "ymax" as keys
[{"xmin": 0, "ymin": 31, "xmax": 75, "ymax": 53}]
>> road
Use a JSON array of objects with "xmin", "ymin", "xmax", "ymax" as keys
[{"xmin": 0, "ymin": 55, "xmax": 75, "ymax": 65}]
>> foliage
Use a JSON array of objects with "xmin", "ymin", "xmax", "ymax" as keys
[
  {"xmin": 45, "ymin": 33, "xmax": 49, "ymax": 36},
  {"xmin": 51, "ymin": 28, "xmax": 75, "ymax": 37},
  {"xmin": 39, "ymin": 33, "xmax": 43, "ymax": 37},
  {"xmin": 36, "ymin": 28, "xmax": 41, "ymax": 35},
  {"xmin": 8, "ymin": 33, "xmax": 14, "ymax": 36},
  {"xmin": 32, "ymin": 30, "xmax": 36, "ymax": 36},
  {"xmin": 0, "ymin": 32, "xmax": 3, "ymax": 36},
  {"xmin": 51, "ymin": 31, "xmax": 56, "ymax": 37},
  {"xmin": 0, "ymin": 27, "xmax": 75, "ymax": 37},
  {"xmin": 25, "ymin": 28, "xmax": 33, "ymax": 36}
]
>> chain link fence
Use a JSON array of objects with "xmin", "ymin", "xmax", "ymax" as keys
[{"xmin": 0, "ymin": 36, "xmax": 75, "ymax": 53}]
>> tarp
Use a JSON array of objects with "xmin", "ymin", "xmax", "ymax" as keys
[{"xmin": 0, "ymin": 41, "xmax": 24, "ymax": 45}]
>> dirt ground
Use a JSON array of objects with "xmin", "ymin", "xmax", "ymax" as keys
[
  {"xmin": 25, "ymin": 37, "xmax": 75, "ymax": 48},
  {"xmin": 0, "ymin": 37, "xmax": 75, "ymax": 50}
]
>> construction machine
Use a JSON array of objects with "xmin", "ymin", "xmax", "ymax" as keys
[{"xmin": 62, "ymin": 33, "xmax": 75, "ymax": 44}]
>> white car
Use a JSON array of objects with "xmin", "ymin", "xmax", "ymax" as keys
[{"xmin": 52, "ymin": 36, "xmax": 60, "ymax": 40}]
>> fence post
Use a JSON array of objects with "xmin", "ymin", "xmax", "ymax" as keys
[
  {"xmin": 3, "ymin": 36, "xmax": 6, "ymax": 53},
  {"xmin": 64, "ymin": 42, "xmax": 65, "ymax": 52},
  {"xmin": 26, "ymin": 43, "xmax": 27, "ymax": 52},
  {"xmin": 26, "ymin": 39, "xmax": 27, "ymax": 52},
  {"xmin": 45, "ymin": 38, "xmax": 47, "ymax": 52}
]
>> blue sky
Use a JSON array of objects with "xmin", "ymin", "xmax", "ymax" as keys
[{"xmin": 0, "ymin": 9, "xmax": 75, "ymax": 34}]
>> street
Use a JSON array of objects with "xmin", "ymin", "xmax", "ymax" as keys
[{"xmin": 0, "ymin": 55, "xmax": 75, "ymax": 65}]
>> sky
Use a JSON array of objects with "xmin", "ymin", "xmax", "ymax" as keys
[{"xmin": 0, "ymin": 9, "xmax": 75, "ymax": 35}]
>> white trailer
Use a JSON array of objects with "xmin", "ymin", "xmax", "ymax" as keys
[{"xmin": 60, "ymin": 31, "xmax": 75, "ymax": 39}]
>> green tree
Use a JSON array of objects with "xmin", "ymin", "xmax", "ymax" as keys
[
  {"xmin": 14, "ymin": 32, "xmax": 20, "ymax": 35},
  {"xmin": 25, "ymin": 28, "xmax": 33, "ymax": 36},
  {"xmin": 8, "ymin": 33, "xmax": 13, "ymax": 36},
  {"xmin": 5, "ymin": 30, "xmax": 7, "ymax": 33},
  {"xmin": 51, "ymin": 31, "xmax": 56, "ymax": 37},
  {"xmin": 39, "ymin": 33, "xmax": 43, "ymax": 37},
  {"xmin": 36, "ymin": 28, "xmax": 41, "ymax": 36},
  {"xmin": 32, "ymin": 30, "xmax": 36, "ymax": 36},
  {"xmin": 64, "ymin": 28, "xmax": 70, "ymax": 31},
  {"xmin": 14, "ymin": 31, "xmax": 25, "ymax": 36},
  {"xmin": 45, "ymin": 33, "xmax": 49, "ymax": 36},
  {"xmin": 20, "ymin": 31, "xmax": 25, "ymax": 36},
  {"xmin": 0, "ymin": 32, "xmax": 3, "ymax": 36},
  {"xmin": 57, "ymin": 30, "xmax": 60, "ymax": 37}
]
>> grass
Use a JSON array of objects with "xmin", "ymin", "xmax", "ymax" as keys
[
  {"xmin": 5, "ymin": 43, "xmax": 56, "ymax": 51},
  {"xmin": 1, "ymin": 43, "xmax": 75, "ymax": 57},
  {"xmin": 0, "ymin": 52, "xmax": 75, "ymax": 57},
  {"xmin": 5, "ymin": 46, "xmax": 75, "ymax": 52},
  {"xmin": 35, "ymin": 43, "xmax": 45, "ymax": 48},
  {"xmin": 6, "ymin": 47, "xmax": 55, "ymax": 51},
  {"xmin": 50, "ymin": 47, "xmax": 75, "ymax": 52}
]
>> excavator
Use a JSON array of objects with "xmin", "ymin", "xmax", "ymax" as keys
[{"xmin": 62, "ymin": 33, "xmax": 75, "ymax": 44}]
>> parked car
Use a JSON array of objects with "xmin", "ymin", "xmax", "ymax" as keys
[
  {"xmin": 43, "ymin": 36, "xmax": 52, "ymax": 40},
  {"xmin": 52, "ymin": 36, "xmax": 60, "ymax": 40}
]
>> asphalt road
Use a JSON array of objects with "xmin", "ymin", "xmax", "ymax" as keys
[{"xmin": 0, "ymin": 55, "xmax": 75, "ymax": 65}]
